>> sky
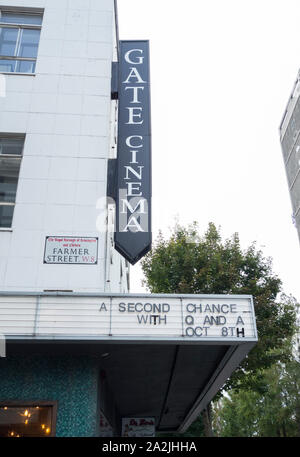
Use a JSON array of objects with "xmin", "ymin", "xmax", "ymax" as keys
[{"xmin": 117, "ymin": 0, "xmax": 300, "ymax": 300}]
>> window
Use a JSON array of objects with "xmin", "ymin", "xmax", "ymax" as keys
[
  {"xmin": 0, "ymin": 402, "xmax": 57, "ymax": 437},
  {"xmin": 0, "ymin": 135, "xmax": 24, "ymax": 228},
  {"xmin": 0, "ymin": 10, "xmax": 43, "ymax": 74}
]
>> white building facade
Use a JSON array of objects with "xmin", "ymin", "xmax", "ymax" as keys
[{"xmin": 0, "ymin": 0, "xmax": 129, "ymax": 294}]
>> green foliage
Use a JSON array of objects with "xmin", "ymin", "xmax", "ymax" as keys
[
  {"xmin": 213, "ymin": 360, "xmax": 300, "ymax": 436},
  {"xmin": 180, "ymin": 415, "xmax": 205, "ymax": 437},
  {"xmin": 141, "ymin": 222, "xmax": 297, "ymax": 395}
]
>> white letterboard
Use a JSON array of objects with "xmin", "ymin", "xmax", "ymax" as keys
[{"xmin": 0, "ymin": 294, "xmax": 257, "ymax": 343}]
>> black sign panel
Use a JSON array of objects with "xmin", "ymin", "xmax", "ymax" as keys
[{"xmin": 115, "ymin": 41, "xmax": 152, "ymax": 265}]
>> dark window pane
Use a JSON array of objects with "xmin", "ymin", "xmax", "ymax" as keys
[
  {"xmin": 0, "ymin": 138, "xmax": 24, "ymax": 155},
  {"xmin": 18, "ymin": 29, "xmax": 40, "ymax": 58},
  {"xmin": 0, "ymin": 27, "xmax": 18, "ymax": 56},
  {"xmin": 0, "ymin": 406, "xmax": 53, "ymax": 437},
  {"xmin": 15, "ymin": 59, "xmax": 36, "ymax": 73},
  {"xmin": 0, "ymin": 204, "xmax": 14, "ymax": 228},
  {"xmin": 0, "ymin": 13, "xmax": 43, "ymax": 25},
  {"xmin": 0, "ymin": 58, "xmax": 15, "ymax": 72},
  {"xmin": 0, "ymin": 157, "xmax": 21, "ymax": 202}
]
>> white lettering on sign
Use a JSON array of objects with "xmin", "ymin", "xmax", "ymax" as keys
[
  {"xmin": 124, "ymin": 49, "xmax": 145, "ymax": 65},
  {"xmin": 120, "ymin": 46, "xmax": 148, "ymax": 234},
  {"xmin": 44, "ymin": 237, "xmax": 98, "ymax": 264}
]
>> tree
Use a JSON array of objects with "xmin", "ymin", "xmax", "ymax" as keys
[
  {"xmin": 141, "ymin": 222, "xmax": 297, "ymax": 436},
  {"xmin": 213, "ymin": 359, "xmax": 300, "ymax": 437}
]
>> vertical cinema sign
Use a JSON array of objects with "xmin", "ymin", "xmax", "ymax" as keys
[{"xmin": 115, "ymin": 41, "xmax": 152, "ymax": 265}]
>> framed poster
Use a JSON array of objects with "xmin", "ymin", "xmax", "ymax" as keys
[{"xmin": 122, "ymin": 418, "xmax": 155, "ymax": 437}]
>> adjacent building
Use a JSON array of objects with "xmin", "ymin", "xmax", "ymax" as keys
[{"xmin": 279, "ymin": 70, "xmax": 300, "ymax": 244}]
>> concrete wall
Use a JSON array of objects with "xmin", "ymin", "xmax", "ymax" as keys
[{"xmin": 0, "ymin": 0, "xmax": 128, "ymax": 292}]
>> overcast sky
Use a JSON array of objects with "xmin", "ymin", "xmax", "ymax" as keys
[{"xmin": 117, "ymin": 0, "xmax": 300, "ymax": 300}]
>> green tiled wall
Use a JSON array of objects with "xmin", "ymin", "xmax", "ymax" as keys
[{"xmin": 0, "ymin": 355, "xmax": 99, "ymax": 437}]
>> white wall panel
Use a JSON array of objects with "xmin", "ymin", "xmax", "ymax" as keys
[
  {"xmin": 88, "ymin": 26, "xmax": 112, "ymax": 43},
  {"xmin": 62, "ymin": 41, "xmax": 87, "ymax": 59},
  {"xmin": 37, "ymin": 265, "xmax": 71, "ymax": 289},
  {"xmin": 77, "ymin": 158, "xmax": 106, "ymax": 182},
  {"xmin": 0, "ymin": 112, "xmax": 28, "ymax": 132},
  {"xmin": 75, "ymin": 182, "xmax": 103, "ymax": 206},
  {"xmin": 83, "ymin": 76, "xmax": 110, "ymax": 96},
  {"xmin": 20, "ymin": 156, "xmax": 50, "ymax": 180},
  {"xmin": 89, "ymin": 11, "xmax": 113, "ymax": 27},
  {"xmin": 90, "ymin": 0, "xmax": 114, "ymax": 12},
  {"xmin": 73, "ymin": 206, "xmax": 101, "ymax": 231},
  {"xmin": 56, "ymin": 94, "xmax": 82, "ymax": 115},
  {"xmin": 81, "ymin": 115, "xmax": 109, "ymax": 136},
  {"xmin": 3, "ymin": 92, "xmax": 32, "ymax": 112},
  {"xmin": 82, "ymin": 95, "xmax": 110, "ymax": 116},
  {"xmin": 53, "ymin": 135, "xmax": 80, "ymax": 157},
  {"xmin": 43, "ymin": 205, "xmax": 74, "ymax": 231},
  {"xmin": 49, "ymin": 157, "xmax": 77, "ymax": 180},
  {"xmin": 59, "ymin": 75, "xmax": 84, "ymax": 95},
  {"xmin": 24, "ymin": 134, "xmax": 55, "ymax": 156},
  {"xmin": 41, "ymin": 22, "xmax": 65, "ymax": 40},
  {"xmin": 35, "ymin": 56, "xmax": 61, "ymax": 74},
  {"xmin": 38, "ymin": 39, "xmax": 63, "ymax": 58},
  {"xmin": 64, "ymin": 24, "xmax": 88, "ymax": 42},
  {"xmin": 32, "ymin": 75, "xmax": 60, "ymax": 94},
  {"xmin": 30, "ymin": 93, "xmax": 58, "ymax": 113},
  {"xmin": 0, "ymin": 233, "xmax": 12, "ymax": 257},
  {"xmin": 10, "ymin": 230, "xmax": 43, "ymax": 258},
  {"xmin": 87, "ymin": 42, "xmax": 112, "ymax": 60},
  {"xmin": 0, "ymin": 259, "xmax": 7, "ymax": 285},
  {"xmin": 5, "ymin": 76, "xmax": 34, "ymax": 93},
  {"xmin": 12, "ymin": 204, "xmax": 45, "ymax": 231},
  {"xmin": 27, "ymin": 113, "xmax": 55, "ymax": 134},
  {"xmin": 85, "ymin": 59, "xmax": 111, "ymax": 78},
  {"xmin": 46, "ymin": 181, "xmax": 77, "ymax": 205},
  {"xmin": 71, "ymin": 0, "xmax": 92, "ymax": 10},
  {"xmin": 66, "ymin": 9, "xmax": 89, "ymax": 27},
  {"xmin": 16, "ymin": 179, "xmax": 48, "ymax": 204},
  {"xmin": 79, "ymin": 135, "xmax": 109, "ymax": 158},
  {"xmin": 54, "ymin": 114, "xmax": 81, "ymax": 135},
  {"xmin": 5, "ymin": 258, "xmax": 38, "ymax": 288}
]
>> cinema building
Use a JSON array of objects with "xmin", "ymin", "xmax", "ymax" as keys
[{"xmin": 0, "ymin": 0, "xmax": 257, "ymax": 437}]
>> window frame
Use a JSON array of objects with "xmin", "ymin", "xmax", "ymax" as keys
[
  {"xmin": 0, "ymin": 400, "xmax": 58, "ymax": 437},
  {"xmin": 0, "ymin": 9, "xmax": 43, "ymax": 74},
  {"xmin": 0, "ymin": 134, "xmax": 24, "ymax": 229}
]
